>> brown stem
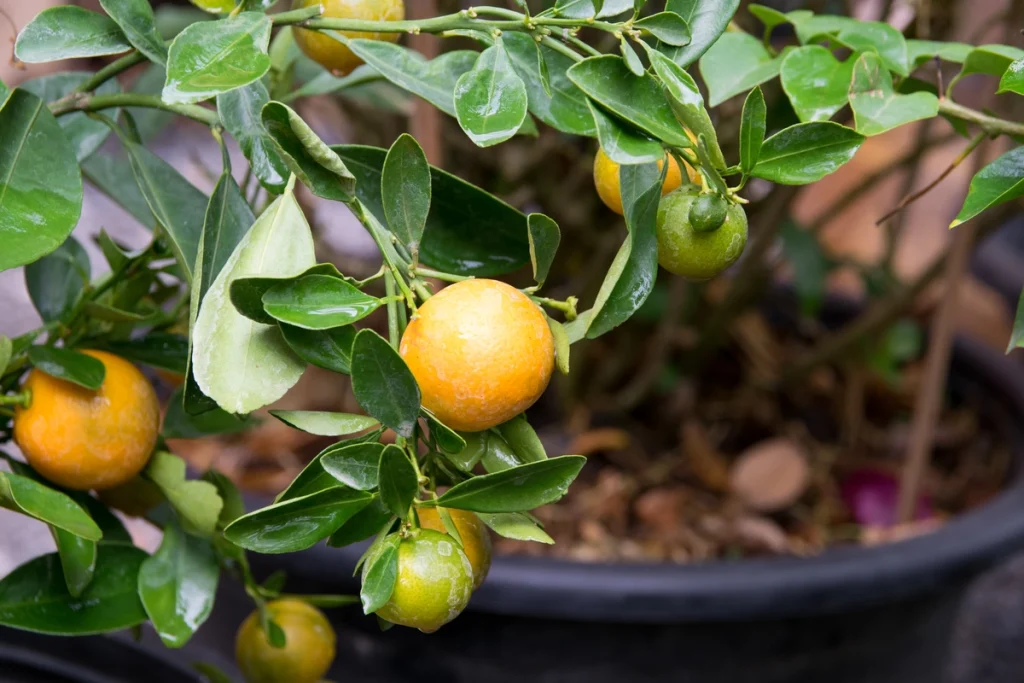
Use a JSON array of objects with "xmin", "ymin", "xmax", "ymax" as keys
[{"xmin": 881, "ymin": 122, "xmax": 932, "ymax": 272}]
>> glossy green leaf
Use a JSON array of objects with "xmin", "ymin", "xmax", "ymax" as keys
[
  {"xmin": 15, "ymin": 6, "xmax": 132, "ymax": 63},
  {"xmin": 849, "ymin": 53, "xmax": 938, "ymax": 136},
  {"xmin": 103, "ymin": 334, "xmax": 189, "ymax": 375},
  {"xmin": 377, "ymin": 445, "xmax": 418, "ymax": 519},
  {"xmin": 588, "ymin": 102, "xmax": 663, "ymax": 165},
  {"xmin": 24, "ymin": 237, "xmax": 89, "ymax": 323},
  {"xmin": 477, "ymin": 511, "xmax": 554, "ymax": 544},
  {"xmin": 502, "ymin": 33, "xmax": 595, "ymax": 136},
  {"xmin": 52, "ymin": 527, "xmax": 97, "ymax": 599},
  {"xmin": 144, "ymin": 452, "xmax": 224, "ymax": 537},
  {"xmin": 335, "ymin": 145, "xmax": 529, "ymax": 277},
  {"xmin": 382, "ymin": 134, "xmax": 430, "ymax": 257},
  {"xmin": 81, "ymin": 302, "xmax": 150, "ymax": 323},
  {"xmin": 620, "ymin": 38, "xmax": 645, "ymax": 77},
  {"xmin": 20, "ymin": 72, "xmax": 120, "ymax": 161},
  {"xmin": 423, "ymin": 411, "xmax": 465, "ymax": 454},
  {"xmin": 224, "ymin": 487, "xmax": 373, "ymax": 553},
  {"xmin": 434, "ymin": 456, "xmax": 586, "ymax": 513},
  {"xmin": 568, "ymin": 56, "xmax": 690, "ymax": 147},
  {"xmin": 229, "ymin": 263, "xmax": 355, "ymax": 325},
  {"xmin": 163, "ymin": 12, "xmax": 271, "ymax": 104},
  {"xmin": 27, "ymin": 347, "xmax": 104, "ymax": 390},
  {"xmin": 527, "ymin": 213, "xmax": 560, "ymax": 287},
  {"xmin": 81, "ymin": 146, "xmax": 153, "ymax": 228},
  {"xmin": 98, "ymin": 0, "xmax": 167, "ymax": 65},
  {"xmin": 261, "ymin": 101, "xmax": 355, "ymax": 200},
  {"xmin": 906, "ymin": 39, "xmax": 972, "ymax": 67},
  {"xmin": 951, "ymin": 146, "xmax": 1024, "ymax": 227},
  {"xmin": 280, "ymin": 324, "xmax": 356, "ymax": 375},
  {"xmin": 748, "ymin": 4, "xmax": 793, "ymax": 32},
  {"xmin": 163, "ymin": 390, "xmax": 250, "ymax": 438},
  {"xmin": 740, "ymin": 86, "xmax": 767, "ymax": 173},
  {"xmin": 587, "ymin": 163, "xmax": 662, "ymax": 338},
  {"xmin": 347, "ymin": 41, "xmax": 478, "ymax": 117},
  {"xmin": 636, "ymin": 12, "xmax": 692, "ymax": 46},
  {"xmin": 0, "ymin": 89, "xmax": 83, "ymax": 272},
  {"xmin": 270, "ymin": 411, "xmax": 379, "ymax": 437},
  {"xmin": 0, "ymin": 547, "xmax": 147, "ymax": 635},
  {"xmin": 192, "ymin": 181, "xmax": 315, "ymax": 414},
  {"xmin": 454, "ymin": 43, "xmax": 528, "ymax": 147},
  {"xmin": 661, "ymin": 0, "xmax": 741, "ymax": 67},
  {"xmin": 548, "ymin": 317, "xmax": 570, "ymax": 375},
  {"xmin": 360, "ymin": 533, "xmax": 399, "ymax": 614},
  {"xmin": 138, "ymin": 520, "xmax": 219, "ymax": 648},
  {"xmin": 350, "ymin": 330, "xmax": 421, "ymax": 438},
  {"xmin": 952, "ymin": 44, "xmax": 1024, "ymax": 83},
  {"xmin": 554, "ymin": 0, "xmax": 632, "ymax": 18},
  {"xmin": 277, "ymin": 430, "xmax": 384, "ymax": 503},
  {"xmin": 287, "ymin": 63, "xmax": 381, "ymax": 100},
  {"xmin": 496, "ymin": 414, "xmax": 547, "ymax": 464},
  {"xmin": 998, "ymin": 56, "xmax": 1024, "ymax": 95},
  {"xmin": 793, "ymin": 15, "xmax": 909, "ymax": 76},
  {"xmin": 751, "ymin": 122, "xmax": 863, "ymax": 185},
  {"xmin": 646, "ymin": 48, "xmax": 724, "ymax": 169},
  {"xmin": 779, "ymin": 45, "xmax": 854, "ymax": 123},
  {"xmin": 262, "ymin": 275, "xmax": 381, "ymax": 330},
  {"xmin": 217, "ymin": 81, "xmax": 289, "ymax": 193},
  {"xmin": 328, "ymin": 496, "xmax": 393, "ymax": 547},
  {"xmin": 321, "ymin": 443, "xmax": 385, "ymax": 491},
  {"xmin": 203, "ymin": 469, "xmax": 245, "ymax": 526},
  {"xmin": 123, "ymin": 63, "xmax": 172, "ymax": 142},
  {"xmin": 699, "ymin": 32, "xmax": 782, "ymax": 107},
  {"xmin": 0, "ymin": 472, "xmax": 102, "ymax": 541}
]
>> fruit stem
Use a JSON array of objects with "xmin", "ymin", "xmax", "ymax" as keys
[
  {"xmin": 413, "ymin": 267, "xmax": 472, "ymax": 283},
  {"xmin": 384, "ymin": 272, "xmax": 402, "ymax": 348},
  {"xmin": 73, "ymin": 51, "xmax": 147, "ymax": 94},
  {"xmin": 0, "ymin": 390, "xmax": 30, "ymax": 409},
  {"xmin": 531, "ymin": 295, "xmax": 578, "ymax": 320}
]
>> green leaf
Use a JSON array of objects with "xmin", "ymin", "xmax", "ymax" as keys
[
  {"xmin": 620, "ymin": 38, "xmax": 645, "ymax": 77},
  {"xmin": 261, "ymin": 101, "xmax": 356, "ymax": 200},
  {"xmin": 748, "ymin": 4, "xmax": 793, "ymax": 32},
  {"xmin": 346, "ymin": 42, "xmax": 478, "ymax": 117},
  {"xmin": 906, "ymin": 39, "xmax": 972, "ymax": 67},
  {"xmin": 270, "ymin": 411, "xmax": 379, "ymax": 437},
  {"xmin": 328, "ymin": 496, "xmax": 393, "ymax": 547},
  {"xmin": 434, "ymin": 456, "xmax": 586, "ymax": 513},
  {"xmin": 217, "ymin": 81, "xmax": 289, "ymax": 193},
  {"xmin": 548, "ymin": 317, "xmax": 570, "ymax": 375},
  {"xmin": 102, "ymin": 334, "xmax": 189, "ymax": 375},
  {"xmin": 661, "ymin": 0, "xmax": 741, "ymax": 67},
  {"xmin": 229, "ymin": 263, "xmax": 356, "ymax": 325},
  {"xmin": 526, "ymin": 213, "xmax": 560, "ymax": 287},
  {"xmin": 477, "ymin": 511, "xmax": 554, "ymax": 544},
  {"xmin": 568, "ymin": 56, "xmax": 690, "ymax": 147},
  {"xmin": 423, "ymin": 411, "xmax": 466, "ymax": 454},
  {"xmin": 162, "ymin": 389, "xmax": 250, "ymax": 438},
  {"xmin": 287, "ymin": 63, "xmax": 381, "ymax": 100},
  {"xmin": 0, "ymin": 89, "xmax": 83, "ymax": 272},
  {"xmin": 998, "ymin": 56, "xmax": 1024, "ymax": 95},
  {"xmin": 636, "ymin": 12, "xmax": 692, "ymax": 47},
  {"xmin": 751, "ymin": 122, "xmax": 863, "ymax": 185},
  {"xmin": 382, "ymin": 134, "xmax": 431, "ymax": 257},
  {"xmin": 951, "ymin": 146, "xmax": 1024, "ymax": 228},
  {"xmin": 192, "ymin": 181, "xmax": 315, "ymax": 414},
  {"xmin": 0, "ymin": 547, "xmax": 147, "ymax": 635},
  {"xmin": 81, "ymin": 146, "xmax": 153, "ymax": 228},
  {"xmin": 123, "ymin": 63, "xmax": 173, "ymax": 142},
  {"xmin": 377, "ymin": 445, "xmax": 418, "ymax": 518},
  {"xmin": 849, "ymin": 53, "xmax": 938, "ymax": 136},
  {"xmin": 502, "ymin": 33, "xmax": 595, "ymax": 137},
  {"xmin": 277, "ymin": 430, "xmax": 383, "ymax": 502},
  {"xmin": 144, "ymin": 452, "xmax": 224, "ymax": 537},
  {"xmin": 779, "ymin": 45, "xmax": 854, "ymax": 123},
  {"xmin": 262, "ymin": 275, "xmax": 381, "ymax": 330},
  {"xmin": 699, "ymin": 32, "xmax": 782, "ymax": 107},
  {"xmin": 203, "ymin": 469, "xmax": 246, "ymax": 526},
  {"xmin": 645, "ymin": 48, "xmax": 724, "ymax": 169},
  {"xmin": 98, "ymin": 0, "xmax": 167, "ymax": 65},
  {"xmin": 359, "ymin": 533, "xmax": 399, "ymax": 614},
  {"xmin": 194, "ymin": 663, "xmax": 234, "ymax": 683},
  {"xmin": 321, "ymin": 443, "xmax": 385, "ymax": 491},
  {"xmin": 0, "ymin": 336, "xmax": 12, "ymax": 375},
  {"xmin": 163, "ymin": 12, "xmax": 271, "ymax": 105},
  {"xmin": 455, "ymin": 42, "xmax": 529, "ymax": 148},
  {"xmin": 793, "ymin": 15, "xmax": 909, "ymax": 76},
  {"xmin": 739, "ymin": 86, "xmax": 767, "ymax": 173},
  {"xmin": 138, "ymin": 520, "xmax": 219, "ymax": 648},
  {"xmin": 82, "ymin": 301, "xmax": 151, "ymax": 323},
  {"xmin": 952, "ymin": 44, "xmax": 1024, "ymax": 85},
  {"xmin": 0, "ymin": 472, "xmax": 102, "ymax": 541},
  {"xmin": 335, "ymin": 145, "xmax": 529, "ymax": 277},
  {"xmin": 20, "ymin": 72, "xmax": 120, "ymax": 161},
  {"xmin": 496, "ymin": 414, "xmax": 547, "ymax": 464},
  {"xmin": 350, "ymin": 330, "xmax": 421, "ymax": 438},
  {"xmin": 588, "ymin": 102, "xmax": 663, "ymax": 166},
  {"xmin": 224, "ymin": 487, "xmax": 373, "ymax": 553},
  {"xmin": 28, "ymin": 347, "xmax": 105, "ymax": 390},
  {"xmin": 24, "ymin": 237, "xmax": 89, "ymax": 323},
  {"xmin": 554, "ymin": 0, "xmax": 633, "ymax": 18},
  {"xmin": 587, "ymin": 163, "xmax": 662, "ymax": 338},
  {"xmin": 15, "ymin": 6, "xmax": 132, "ymax": 63},
  {"xmin": 280, "ymin": 324, "xmax": 356, "ymax": 375},
  {"xmin": 52, "ymin": 528, "xmax": 97, "ymax": 599}
]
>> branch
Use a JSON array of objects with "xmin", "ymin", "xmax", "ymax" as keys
[
  {"xmin": 938, "ymin": 98, "xmax": 1024, "ymax": 138},
  {"xmin": 74, "ymin": 51, "xmax": 146, "ymax": 93},
  {"xmin": 50, "ymin": 92, "xmax": 220, "ymax": 127}
]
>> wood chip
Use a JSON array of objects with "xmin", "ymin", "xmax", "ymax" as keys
[{"xmin": 729, "ymin": 437, "xmax": 811, "ymax": 512}]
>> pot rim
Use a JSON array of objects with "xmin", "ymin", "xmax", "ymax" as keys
[{"xmin": 255, "ymin": 336, "xmax": 1024, "ymax": 623}]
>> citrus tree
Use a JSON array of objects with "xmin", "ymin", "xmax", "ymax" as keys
[{"xmin": 2, "ymin": 0, "xmax": 1024, "ymax": 679}]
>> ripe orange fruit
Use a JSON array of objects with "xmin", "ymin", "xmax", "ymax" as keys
[
  {"xmin": 292, "ymin": 0, "xmax": 405, "ymax": 77},
  {"xmin": 417, "ymin": 507, "xmax": 492, "ymax": 589},
  {"xmin": 656, "ymin": 188, "xmax": 748, "ymax": 280},
  {"xmin": 593, "ymin": 147, "xmax": 701, "ymax": 215},
  {"xmin": 14, "ymin": 350, "xmax": 159, "ymax": 491},
  {"xmin": 370, "ymin": 529, "xmax": 474, "ymax": 632},
  {"xmin": 236, "ymin": 599, "xmax": 336, "ymax": 683},
  {"xmin": 399, "ymin": 279, "xmax": 554, "ymax": 433}
]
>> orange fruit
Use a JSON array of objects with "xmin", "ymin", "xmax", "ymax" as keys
[
  {"xmin": 14, "ymin": 350, "xmax": 159, "ymax": 491},
  {"xmin": 399, "ymin": 279, "xmax": 554, "ymax": 433},
  {"xmin": 656, "ymin": 188, "xmax": 748, "ymax": 280},
  {"xmin": 593, "ymin": 147, "xmax": 701, "ymax": 215},
  {"xmin": 370, "ymin": 529, "xmax": 474, "ymax": 632},
  {"xmin": 236, "ymin": 599, "xmax": 336, "ymax": 683},
  {"xmin": 292, "ymin": 0, "xmax": 405, "ymax": 77},
  {"xmin": 417, "ymin": 507, "xmax": 492, "ymax": 589}
]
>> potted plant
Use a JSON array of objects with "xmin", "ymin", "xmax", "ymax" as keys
[{"xmin": 2, "ymin": 0, "xmax": 1024, "ymax": 682}]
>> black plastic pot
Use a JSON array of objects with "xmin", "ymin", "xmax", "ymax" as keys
[
  {"xmin": 0, "ymin": 626, "xmax": 201, "ymax": 683},
  {"xmin": 248, "ymin": 335, "xmax": 1024, "ymax": 683}
]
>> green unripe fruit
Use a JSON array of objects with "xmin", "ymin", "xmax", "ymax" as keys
[
  {"xmin": 656, "ymin": 188, "xmax": 748, "ymax": 281},
  {"xmin": 688, "ymin": 193, "xmax": 730, "ymax": 233}
]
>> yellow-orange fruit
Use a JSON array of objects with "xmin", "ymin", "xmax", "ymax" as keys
[
  {"xmin": 399, "ymin": 279, "xmax": 554, "ymax": 433},
  {"xmin": 292, "ymin": 0, "xmax": 405, "ymax": 77},
  {"xmin": 593, "ymin": 147, "xmax": 701, "ymax": 215},
  {"xmin": 417, "ymin": 507, "xmax": 492, "ymax": 589},
  {"xmin": 14, "ymin": 350, "xmax": 159, "ymax": 491},
  {"xmin": 235, "ymin": 599, "xmax": 336, "ymax": 683}
]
